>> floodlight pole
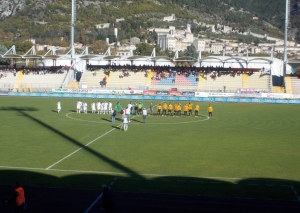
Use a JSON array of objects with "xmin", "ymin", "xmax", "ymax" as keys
[
  {"xmin": 71, "ymin": 0, "xmax": 76, "ymax": 66},
  {"xmin": 283, "ymin": 0, "xmax": 289, "ymax": 89}
]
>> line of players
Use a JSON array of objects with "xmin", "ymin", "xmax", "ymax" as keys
[
  {"xmin": 156, "ymin": 102, "xmax": 200, "ymax": 116},
  {"xmin": 74, "ymin": 100, "xmax": 212, "ymax": 118},
  {"xmin": 76, "ymin": 100, "xmax": 113, "ymax": 114}
]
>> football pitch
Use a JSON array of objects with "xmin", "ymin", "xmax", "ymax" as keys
[{"xmin": 0, "ymin": 96, "xmax": 300, "ymax": 201}]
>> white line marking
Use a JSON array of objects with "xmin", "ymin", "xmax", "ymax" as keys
[
  {"xmin": 66, "ymin": 112, "xmax": 210, "ymax": 125},
  {"xmin": 45, "ymin": 127, "xmax": 120, "ymax": 170},
  {"xmin": 0, "ymin": 165, "xmax": 245, "ymax": 180}
]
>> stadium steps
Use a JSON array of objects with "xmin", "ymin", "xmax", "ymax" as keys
[
  {"xmin": 13, "ymin": 70, "xmax": 24, "ymax": 92},
  {"xmin": 67, "ymin": 82, "xmax": 78, "ymax": 88},
  {"xmin": 146, "ymin": 71, "xmax": 153, "ymax": 86},
  {"xmin": 284, "ymin": 76, "xmax": 293, "ymax": 94},
  {"xmin": 201, "ymin": 74, "xmax": 242, "ymax": 92},
  {"xmin": 20, "ymin": 72, "xmax": 67, "ymax": 92},
  {"xmin": 273, "ymin": 86, "xmax": 285, "ymax": 93},
  {"xmin": 247, "ymin": 73, "xmax": 269, "ymax": 91},
  {"xmin": 242, "ymin": 74, "xmax": 248, "ymax": 88},
  {"xmin": 79, "ymin": 70, "xmax": 107, "ymax": 88},
  {"xmin": 290, "ymin": 76, "xmax": 300, "ymax": 94},
  {"xmin": 198, "ymin": 73, "xmax": 204, "ymax": 90},
  {"xmin": 107, "ymin": 71, "xmax": 147, "ymax": 88}
]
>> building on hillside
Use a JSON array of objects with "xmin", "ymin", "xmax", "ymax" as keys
[
  {"xmin": 130, "ymin": 37, "xmax": 140, "ymax": 45},
  {"xmin": 116, "ymin": 18, "xmax": 125, "ymax": 22},
  {"xmin": 210, "ymin": 43, "xmax": 224, "ymax": 54},
  {"xmin": 163, "ymin": 14, "xmax": 175, "ymax": 22},
  {"xmin": 193, "ymin": 39, "xmax": 206, "ymax": 52},
  {"xmin": 95, "ymin": 23, "xmax": 110, "ymax": 29},
  {"xmin": 150, "ymin": 25, "xmax": 194, "ymax": 51}
]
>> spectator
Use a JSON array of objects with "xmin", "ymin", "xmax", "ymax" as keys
[
  {"xmin": 5, "ymin": 182, "xmax": 26, "ymax": 213},
  {"xmin": 101, "ymin": 184, "xmax": 114, "ymax": 213}
]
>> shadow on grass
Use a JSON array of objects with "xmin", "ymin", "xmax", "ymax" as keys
[
  {"xmin": 112, "ymin": 125, "xmax": 121, "ymax": 130},
  {"xmin": 0, "ymin": 107, "xmax": 38, "ymax": 111},
  {"xmin": 0, "ymin": 170, "xmax": 300, "ymax": 213},
  {"xmin": 101, "ymin": 117, "xmax": 111, "ymax": 122}
]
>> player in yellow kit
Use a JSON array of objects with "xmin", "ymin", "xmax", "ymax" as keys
[
  {"xmin": 194, "ymin": 103, "xmax": 200, "ymax": 116},
  {"xmin": 188, "ymin": 102, "xmax": 193, "ymax": 116},
  {"xmin": 177, "ymin": 103, "xmax": 182, "ymax": 116},
  {"xmin": 207, "ymin": 104, "xmax": 213, "ymax": 118},
  {"xmin": 157, "ymin": 104, "xmax": 162, "ymax": 116},
  {"xmin": 174, "ymin": 103, "xmax": 178, "ymax": 116},
  {"xmin": 183, "ymin": 103, "xmax": 188, "ymax": 116},
  {"xmin": 162, "ymin": 102, "xmax": 168, "ymax": 116},
  {"xmin": 168, "ymin": 103, "xmax": 173, "ymax": 116}
]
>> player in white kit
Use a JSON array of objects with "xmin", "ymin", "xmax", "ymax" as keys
[
  {"xmin": 108, "ymin": 101, "xmax": 112, "ymax": 114},
  {"xmin": 103, "ymin": 101, "xmax": 108, "ymax": 114},
  {"xmin": 83, "ymin": 102, "xmax": 88, "ymax": 113},
  {"xmin": 91, "ymin": 101, "xmax": 96, "ymax": 113},
  {"xmin": 97, "ymin": 101, "xmax": 101, "ymax": 114},
  {"xmin": 128, "ymin": 102, "xmax": 132, "ymax": 114},
  {"xmin": 125, "ymin": 107, "xmax": 131, "ymax": 122},
  {"xmin": 100, "ymin": 102, "xmax": 105, "ymax": 114},
  {"xmin": 81, "ymin": 100, "xmax": 84, "ymax": 113},
  {"xmin": 57, "ymin": 100, "xmax": 61, "ymax": 113},
  {"xmin": 76, "ymin": 100, "xmax": 81, "ymax": 113}
]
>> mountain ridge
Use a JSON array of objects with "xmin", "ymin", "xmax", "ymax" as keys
[{"xmin": 0, "ymin": 0, "xmax": 299, "ymax": 46}]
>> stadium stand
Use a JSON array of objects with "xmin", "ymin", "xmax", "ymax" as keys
[
  {"xmin": 200, "ymin": 72, "xmax": 243, "ymax": 92},
  {"xmin": 290, "ymin": 76, "xmax": 300, "ymax": 94},
  {"xmin": 18, "ymin": 69, "xmax": 67, "ymax": 92},
  {"xmin": 0, "ymin": 69, "xmax": 17, "ymax": 91},
  {"xmin": 106, "ymin": 70, "xmax": 147, "ymax": 89},
  {"xmin": 150, "ymin": 71, "xmax": 199, "ymax": 91},
  {"xmin": 145, "ymin": 71, "xmax": 154, "ymax": 86},
  {"xmin": 79, "ymin": 69, "xmax": 108, "ymax": 89},
  {"xmin": 247, "ymin": 72, "xmax": 270, "ymax": 92}
]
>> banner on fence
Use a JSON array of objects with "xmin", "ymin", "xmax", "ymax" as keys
[
  {"xmin": 169, "ymin": 91, "xmax": 182, "ymax": 96},
  {"xmin": 182, "ymin": 91, "xmax": 195, "ymax": 96},
  {"xmin": 111, "ymin": 90, "xmax": 143, "ymax": 95},
  {"xmin": 261, "ymin": 93, "xmax": 292, "ymax": 99},
  {"xmin": 208, "ymin": 92, "xmax": 235, "ymax": 97},
  {"xmin": 143, "ymin": 90, "xmax": 157, "ymax": 95},
  {"xmin": 156, "ymin": 91, "xmax": 169, "ymax": 95},
  {"xmin": 52, "ymin": 88, "xmax": 69, "ymax": 93}
]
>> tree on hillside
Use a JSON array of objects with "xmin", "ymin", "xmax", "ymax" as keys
[
  {"xmin": 91, "ymin": 40, "xmax": 109, "ymax": 54},
  {"xmin": 184, "ymin": 44, "xmax": 198, "ymax": 59},
  {"xmin": 0, "ymin": 45, "xmax": 10, "ymax": 65}
]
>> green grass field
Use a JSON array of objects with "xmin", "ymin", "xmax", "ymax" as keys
[{"xmin": 1, "ymin": 96, "xmax": 300, "ymax": 201}]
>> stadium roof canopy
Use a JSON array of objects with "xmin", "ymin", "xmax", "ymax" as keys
[{"xmin": 2, "ymin": 45, "xmax": 292, "ymax": 76}]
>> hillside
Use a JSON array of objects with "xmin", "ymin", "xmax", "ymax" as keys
[{"xmin": 0, "ymin": 0, "xmax": 299, "ymax": 50}]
